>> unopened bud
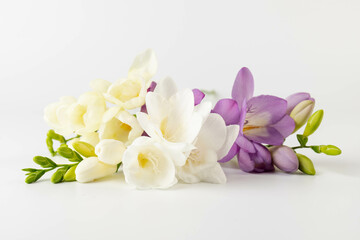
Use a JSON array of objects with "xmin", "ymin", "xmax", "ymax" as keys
[
  {"xmin": 290, "ymin": 100, "xmax": 315, "ymax": 132},
  {"xmin": 303, "ymin": 110, "xmax": 324, "ymax": 137},
  {"xmin": 320, "ymin": 145, "xmax": 341, "ymax": 155},
  {"xmin": 296, "ymin": 153, "xmax": 316, "ymax": 175}
]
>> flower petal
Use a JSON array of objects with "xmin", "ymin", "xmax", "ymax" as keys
[
  {"xmin": 237, "ymin": 149, "xmax": 255, "ymax": 172},
  {"xmin": 154, "ymin": 77, "xmax": 178, "ymax": 99},
  {"xmin": 272, "ymin": 115, "xmax": 295, "ymax": 138},
  {"xmin": 75, "ymin": 157, "xmax": 117, "ymax": 183},
  {"xmin": 235, "ymin": 134, "xmax": 256, "ymax": 153},
  {"xmin": 95, "ymin": 139, "xmax": 126, "ymax": 165},
  {"xmin": 218, "ymin": 143, "xmax": 239, "ymax": 163},
  {"xmin": 192, "ymin": 89, "xmax": 205, "ymax": 106},
  {"xmin": 217, "ymin": 124, "xmax": 240, "ymax": 159},
  {"xmin": 90, "ymin": 79, "xmax": 111, "ymax": 93},
  {"xmin": 245, "ymin": 126, "xmax": 285, "ymax": 145},
  {"xmin": 232, "ymin": 67, "xmax": 254, "ymax": 105},
  {"xmin": 128, "ymin": 49, "xmax": 157, "ymax": 81},
  {"xmin": 212, "ymin": 98, "xmax": 241, "ymax": 125},
  {"xmin": 245, "ymin": 95, "xmax": 287, "ymax": 126}
]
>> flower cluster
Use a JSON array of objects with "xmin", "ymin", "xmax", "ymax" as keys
[{"xmin": 23, "ymin": 49, "xmax": 341, "ymax": 189}]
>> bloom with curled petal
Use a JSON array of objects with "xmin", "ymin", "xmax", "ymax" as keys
[
  {"xmin": 90, "ymin": 49, "xmax": 157, "ymax": 110},
  {"xmin": 98, "ymin": 107, "xmax": 143, "ymax": 146},
  {"xmin": 177, "ymin": 113, "xmax": 239, "ymax": 184},
  {"xmin": 44, "ymin": 96, "xmax": 77, "ymax": 135},
  {"xmin": 122, "ymin": 137, "xmax": 177, "ymax": 189},
  {"xmin": 212, "ymin": 67, "xmax": 295, "ymax": 172},
  {"xmin": 67, "ymin": 91, "xmax": 107, "ymax": 135},
  {"xmin": 136, "ymin": 77, "xmax": 212, "ymax": 167}
]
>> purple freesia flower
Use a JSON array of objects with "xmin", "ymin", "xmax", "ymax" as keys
[{"xmin": 212, "ymin": 67, "xmax": 295, "ymax": 172}]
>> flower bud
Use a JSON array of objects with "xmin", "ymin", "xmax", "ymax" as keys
[
  {"xmin": 33, "ymin": 156, "xmax": 57, "ymax": 168},
  {"xmin": 303, "ymin": 110, "xmax": 324, "ymax": 137},
  {"xmin": 72, "ymin": 141, "xmax": 96, "ymax": 158},
  {"xmin": 75, "ymin": 157, "xmax": 117, "ymax": 183},
  {"xmin": 95, "ymin": 139, "xmax": 126, "ymax": 165},
  {"xmin": 320, "ymin": 145, "xmax": 342, "ymax": 155},
  {"xmin": 296, "ymin": 153, "xmax": 316, "ymax": 175},
  {"xmin": 63, "ymin": 165, "xmax": 77, "ymax": 182},
  {"xmin": 290, "ymin": 100, "xmax": 315, "ymax": 132},
  {"xmin": 270, "ymin": 146, "xmax": 299, "ymax": 173},
  {"xmin": 51, "ymin": 167, "xmax": 68, "ymax": 183}
]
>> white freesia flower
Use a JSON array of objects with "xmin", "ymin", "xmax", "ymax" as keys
[
  {"xmin": 75, "ymin": 157, "xmax": 117, "ymax": 183},
  {"xmin": 91, "ymin": 49, "xmax": 157, "ymax": 109},
  {"xmin": 67, "ymin": 91, "xmax": 107, "ymax": 135},
  {"xmin": 177, "ymin": 113, "xmax": 239, "ymax": 184},
  {"xmin": 122, "ymin": 137, "xmax": 177, "ymax": 189},
  {"xmin": 95, "ymin": 139, "xmax": 126, "ymax": 165},
  {"xmin": 136, "ymin": 77, "xmax": 212, "ymax": 166},
  {"xmin": 44, "ymin": 96, "xmax": 76, "ymax": 135},
  {"xmin": 98, "ymin": 107, "xmax": 143, "ymax": 146}
]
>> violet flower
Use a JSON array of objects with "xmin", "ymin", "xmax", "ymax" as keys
[{"xmin": 212, "ymin": 67, "xmax": 295, "ymax": 172}]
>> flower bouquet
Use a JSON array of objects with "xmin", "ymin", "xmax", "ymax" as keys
[{"xmin": 23, "ymin": 49, "xmax": 341, "ymax": 189}]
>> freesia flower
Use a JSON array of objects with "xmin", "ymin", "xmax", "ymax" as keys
[
  {"xmin": 286, "ymin": 92, "xmax": 314, "ymax": 115},
  {"xmin": 212, "ymin": 67, "xmax": 295, "ymax": 172},
  {"xmin": 44, "ymin": 96, "xmax": 77, "ymax": 135},
  {"xmin": 75, "ymin": 157, "xmax": 117, "ymax": 183},
  {"xmin": 90, "ymin": 49, "xmax": 157, "ymax": 109},
  {"xmin": 177, "ymin": 113, "xmax": 239, "ymax": 184},
  {"xmin": 98, "ymin": 107, "xmax": 143, "ymax": 146},
  {"xmin": 269, "ymin": 145, "xmax": 299, "ymax": 173},
  {"xmin": 136, "ymin": 77, "xmax": 212, "ymax": 166},
  {"xmin": 67, "ymin": 91, "xmax": 107, "ymax": 135},
  {"xmin": 122, "ymin": 137, "xmax": 177, "ymax": 189}
]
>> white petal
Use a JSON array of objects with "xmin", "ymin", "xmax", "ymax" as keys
[
  {"xmin": 90, "ymin": 79, "xmax": 111, "ymax": 93},
  {"xmin": 95, "ymin": 139, "xmax": 126, "ymax": 165},
  {"xmin": 154, "ymin": 77, "xmax": 178, "ymax": 99},
  {"xmin": 194, "ymin": 100, "xmax": 212, "ymax": 124},
  {"xmin": 75, "ymin": 157, "xmax": 117, "ymax": 183},
  {"xmin": 128, "ymin": 49, "xmax": 158, "ymax": 81},
  {"xmin": 145, "ymin": 92, "xmax": 167, "ymax": 123},
  {"xmin": 217, "ymin": 124, "xmax": 240, "ymax": 159},
  {"xmin": 195, "ymin": 163, "xmax": 227, "ymax": 184},
  {"xmin": 136, "ymin": 112, "xmax": 162, "ymax": 140},
  {"xmin": 196, "ymin": 113, "xmax": 227, "ymax": 152}
]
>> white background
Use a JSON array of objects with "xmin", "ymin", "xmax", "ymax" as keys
[{"xmin": 1, "ymin": 0, "xmax": 359, "ymax": 239}]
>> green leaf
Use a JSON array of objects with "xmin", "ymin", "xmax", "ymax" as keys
[
  {"xmin": 311, "ymin": 146, "xmax": 321, "ymax": 153},
  {"xmin": 51, "ymin": 167, "xmax": 68, "ymax": 183},
  {"xmin": 72, "ymin": 141, "xmax": 96, "ymax": 158},
  {"xmin": 303, "ymin": 110, "xmax": 324, "ymax": 137},
  {"xmin": 297, "ymin": 153, "xmax": 316, "ymax": 175},
  {"xmin": 33, "ymin": 156, "xmax": 57, "ymax": 168},
  {"xmin": 22, "ymin": 168, "xmax": 38, "ymax": 172},
  {"xmin": 25, "ymin": 170, "xmax": 45, "ymax": 184},
  {"xmin": 296, "ymin": 134, "xmax": 308, "ymax": 147}
]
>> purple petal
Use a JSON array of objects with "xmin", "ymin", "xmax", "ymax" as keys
[
  {"xmin": 192, "ymin": 89, "xmax": 205, "ymax": 106},
  {"xmin": 237, "ymin": 149, "xmax": 255, "ymax": 172},
  {"xmin": 286, "ymin": 92, "xmax": 312, "ymax": 114},
  {"xmin": 253, "ymin": 143, "xmax": 272, "ymax": 165},
  {"xmin": 140, "ymin": 82, "xmax": 157, "ymax": 113},
  {"xmin": 232, "ymin": 67, "xmax": 254, "ymax": 105},
  {"xmin": 235, "ymin": 134, "xmax": 256, "ymax": 153},
  {"xmin": 218, "ymin": 143, "xmax": 239, "ymax": 163},
  {"xmin": 245, "ymin": 126, "xmax": 285, "ymax": 146},
  {"xmin": 246, "ymin": 95, "xmax": 288, "ymax": 126},
  {"xmin": 272, "ymin": 115, "xmax": 295, "ymax": 138},
  {"xmin": 212, "ymin": 98, "xmax": 240, "ymax": 125},
  {"xmin": 147, "ymin": 81, "xmax": 157, "ymax": 92},
  {"xmin": 238, "ymin": 99, "xmax": 247, "ymax": 134}
]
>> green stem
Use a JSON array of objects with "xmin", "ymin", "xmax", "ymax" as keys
[{"xmin": 65, "ymin": 135, "xmax": 81, "ymax": 143}]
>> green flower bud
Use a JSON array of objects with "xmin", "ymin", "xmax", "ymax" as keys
[
  {"xmin": 303, "ymin": 110, "xmax": 324, "ymax": 137},
  {"xmin": 25, "ymin": 170, "xmax": 45, "ymax": 184},
  {"xmin": 51, "ymin": 167, "xmax": 68, "ymax": 184},
  {"xmin": 57, "ymin": 146, "xmax": 75, "ymax": 159},
  {"xmin": 64, "ymin": 165, "xmax": 77, "ymax": 182},
  {"xmin": 296, "ymin": 153, "xmax": 316, "ymax": 175},
  {"xmin": 33, "ymin": 156, "xmax": 57, "ymax": 168},
  {"xmin": 72, "ymin": 141, "xmax": 96, "ymax": 158},
  {"xmin": 290, "ymin": 100, "xmax": 315, "ymax": 133},
  {"xmin": 47, "ymin": 129, "xmax": 66, "ymax": 143},
  {"xmin": 320, "ymin": 145, "xmax": 342, "ymax": 155}
]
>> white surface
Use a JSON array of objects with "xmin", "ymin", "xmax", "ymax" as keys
[{"xmin": 1, "ymin": 1, "xmax": 359, "ymax": 239}]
